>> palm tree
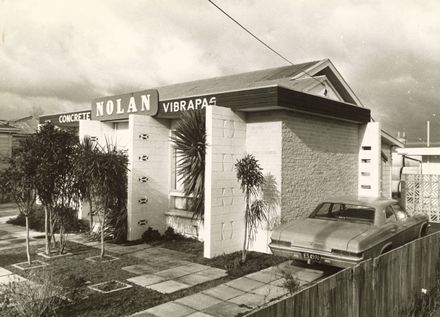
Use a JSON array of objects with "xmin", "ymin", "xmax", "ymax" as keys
[
  {"xmin": 170, "ymin": 110, "xmax": 206, "ymax": 219},
  {"xmin": 92, "ymin": 141, "xmax": 128, "ymax": 257},
  {"xmin": 235, "ymin": 153, "xmax": 265, "ymax": 263}
]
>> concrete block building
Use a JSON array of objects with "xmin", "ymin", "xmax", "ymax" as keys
[{"xmin": 40, "ymin": 59, "xmax": 402, "ymax": 258}]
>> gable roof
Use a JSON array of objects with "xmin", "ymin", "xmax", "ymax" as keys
[
  {"xmin": 154, "ymin": 60, "xmax": 327, "ymax": 100},
  {"xmin": 9, "ymin": 116, "xmax": 38, "ymax": 134},
  {"xmin": 153, "ymin": 59, "xmax": 365, "ymax": 110}
]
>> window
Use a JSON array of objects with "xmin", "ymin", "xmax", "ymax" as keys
[
  {"xmin": 313, "ymin": 203, "xmax": 332, "ymax": 217},
  {"xmin": 311, "ymin": 203, "xmax": 375, "ymax": 224},
  {"xmin": 331, "ymin": 204, "xmax": 342, "ymax": 212}
]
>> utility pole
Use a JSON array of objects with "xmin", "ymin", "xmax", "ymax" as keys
[{"xmin": 427, "ymin": 120, "xmax": 430, "ymax": 147}]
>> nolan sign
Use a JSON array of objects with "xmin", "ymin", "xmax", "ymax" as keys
[{"xmin": 92, "ymin": 90, "xmax": 159, "ymax": 121}]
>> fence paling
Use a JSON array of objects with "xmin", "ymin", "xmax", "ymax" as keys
[{"xmin": 246, "ymin": 232, "xmax": 440, "ymax": 317}]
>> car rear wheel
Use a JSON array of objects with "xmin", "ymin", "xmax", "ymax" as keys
[{"xmin": 380, "ymin": 244, "xmax": 393, "ymax": 255}]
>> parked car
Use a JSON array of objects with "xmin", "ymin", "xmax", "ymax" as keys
[{"xmin": 269, "ymin": 196, "xmax": 429, "ymax": 268}]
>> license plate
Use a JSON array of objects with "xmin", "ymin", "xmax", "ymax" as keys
[{"xmin": 302, "ymin": 252, "xmax": 321, "ymax": 262}]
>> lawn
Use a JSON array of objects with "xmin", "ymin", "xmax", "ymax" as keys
[
  {"xmin": 159, "ymin": 237, "xmax": 287, "ymax": 277},
  {"xmin": 0, "ymin": 239, "xmax": 287, "ymax": 317}
]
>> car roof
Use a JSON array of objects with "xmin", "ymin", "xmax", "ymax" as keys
[{"xmin": 321, "ymin": 196, "xmax": 399, "ymax": 209}]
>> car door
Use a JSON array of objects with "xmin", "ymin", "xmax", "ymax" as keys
[{"xmin": 383, "ymin": 205, "xmax": 403, "ymax": 246}]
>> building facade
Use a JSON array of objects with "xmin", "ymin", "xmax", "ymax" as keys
[{"xmin": 40, "ymin": 59, "xmax": 401, "ymax": 258}]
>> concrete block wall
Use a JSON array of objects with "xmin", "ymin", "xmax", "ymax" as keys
[
  {"xmin": 281, "ymin": 112, "xmax": 359, "ymax": 221},
  {"xmin": 358, "ymin": 122, "xmax": 381, "ymax": 197},
  {"xmin": 127, "ymin": 114, "xmax": 170, "ymax": 240},
  {"xmin": 245, "ymin": 114, "xmax": 282, "ymax": 253},
  {"xmin": 204, "ymin": 105, "xmax": 246, "ymax": 258}
]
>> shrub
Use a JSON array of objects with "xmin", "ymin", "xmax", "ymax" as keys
[
  {"xmin": 6, "ymin": 205, "xmax": 88, "ymax": 233},
  {"xmin": 141, "ymin": 226, "xmax": 188, "ymax": 244},
  {"xmin": 7, "ymin": 206, "xmax": 45, "ymax": 231},
  {"xmin": 141, "ymin": 227, "xmax": 162, "ymax": 243},
  {"xmin": 163, "ymin": 227, "xmax": 185, "ymax": 241},
  {"xmin": 280, "ymin": 270, "xmax": 300, "ymax": 295},
  {"xmin": 0, "ymin": 270, "xmax": 62, "ymax": 317},
  {"xmin": 57, "ymin": 274, "xmax": 87, "ymax": 304}
]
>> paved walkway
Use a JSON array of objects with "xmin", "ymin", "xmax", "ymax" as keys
[
  {"xmin": 130, "ymin": 261, "xmax": 324, "ymax": 317},
  {"xmin": 0, "ymin": 267, "xmax": 28, "ymax": 285},
  {"xmin": 0, "ymin": 207, "xmax": 45, "ymax": 252}
]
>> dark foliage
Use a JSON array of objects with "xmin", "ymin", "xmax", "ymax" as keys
[
  {"xmin": 163, "ymin": 227, "xmax": 184, "ymax": 241},
  {"xmin": 141, "ymin": 227, "xmax": 162, "ymax": 243},
  {"xmin": 142, "ymin": 227, "xmax": 187, "ymax": 244},
  {"xmin": 6, "ymin": 206, "xmax": 88, "ymax": 233}
]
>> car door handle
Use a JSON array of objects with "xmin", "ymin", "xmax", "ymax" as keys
[{"xmin": 390, "ymin": 228, "xmax": 397, "ymax": 233}]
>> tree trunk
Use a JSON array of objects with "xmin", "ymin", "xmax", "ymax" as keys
[
  {"xmin": 88, "ymin": 195, "xmax": 93, "ymax": 234},
  {"xmin": 44, "ymin": 206, "xmax": 50, "ymax": 255},
  {"xmin": 59, "ymin": 223, "xmax": 64, "ymax": 255},
  {"xmin": 25, "ymin": 216, "xmax": 31, "ymax": 265},
  {"xmin": 100, "ymin": 213, "xmax": 105, "ymax": 258},
  {"xmin": 242, "ymin": 191, "xmax": 249, "ymax": 263},
  {"xmin": 50, "ymin": 210, "xmax": 56, "ymax": 249}
]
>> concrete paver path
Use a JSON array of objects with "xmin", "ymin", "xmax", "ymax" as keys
[{"xmin": 130, "ymin": 261, "xmax": 324, "ymax": 317}]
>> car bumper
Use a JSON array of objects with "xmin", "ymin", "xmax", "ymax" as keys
[{"xmin": 269, "ymin": 243, "xmax": 364, "ymax": 268}]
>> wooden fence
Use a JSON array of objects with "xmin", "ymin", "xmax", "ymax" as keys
[{"xmin": 246, "ymin": 232, "xmax": 440, "ymax": 317}]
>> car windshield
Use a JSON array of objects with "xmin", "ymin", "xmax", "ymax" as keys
[{"xmin": 310, "ymin": 202, "xmax": 375, "ymax": 224}]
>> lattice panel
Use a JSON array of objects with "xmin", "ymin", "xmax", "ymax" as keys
[{"xmin": 404, "ymin": 174, "xmax": 440, "ymax": 222}]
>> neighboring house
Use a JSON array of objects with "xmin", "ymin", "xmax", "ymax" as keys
[
  {"xmin": 42, "ymin": 59, "xmax": 402, "ymax": 257},
  {"xmin": 396, "ymin": 147, "xmax": 440, "ymax": 175},
  {"xmin": 0, "ymin": 122, "xmax": 20, "ymax": 170},
  {"xmin": 0, "ymin": 116, "xmax": 38, "ymax": 170}
]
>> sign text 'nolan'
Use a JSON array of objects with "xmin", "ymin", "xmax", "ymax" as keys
[{"xmin": 91, "ymin": 90, "xmax": 159, "ymax": 121}]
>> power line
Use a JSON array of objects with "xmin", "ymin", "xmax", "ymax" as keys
[{"xmin": 207, "ymin": 0, "xmax": 326, "ymax": 88}]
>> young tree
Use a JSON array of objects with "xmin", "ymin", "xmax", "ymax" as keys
[
  {"xmin": 235, "ymin": 153, "xmax": 265, "ymax": 263},
  {"xmin": 33, "ymin": 123, "xmax": 79, "ymax": 255},
  {"xmin": 75, "ymin": 137, "xmax": 98, "ymax": 233},
  {"xmin": 170, "ymin": 110, "xmax": 206, "ymax": 219},
  {"xmin": 0, "ymin": 137, "xmax": 38, "ymax": 264}
]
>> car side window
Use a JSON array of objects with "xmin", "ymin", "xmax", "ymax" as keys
[
  {"xmin": 391, "ymin": 204, "xmax": 408, "ymax": 220},
  {"xmin": 331, "ymin": 204, "xmax": 342, "ymax": 212},
  {"xmin": 313, "ymin": 203, "xmax": 332, "ymax": 217},
  {"xmin": 385, "ymin": 206, "xmax": 397, "ymax": 222}
]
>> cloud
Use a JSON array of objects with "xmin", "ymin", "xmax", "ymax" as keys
[{"xmin": 0, "ymin": 0, "xmax": 439, "ymax": 143}]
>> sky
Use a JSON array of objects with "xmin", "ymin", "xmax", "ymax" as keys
[{"xmin": 0, "ymin": 0, "xmax": 439, "ymax": 144}]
